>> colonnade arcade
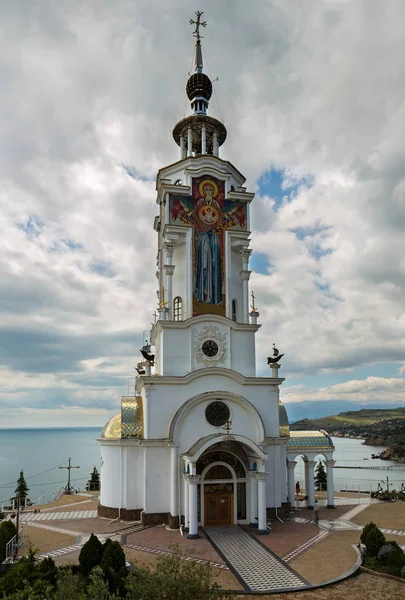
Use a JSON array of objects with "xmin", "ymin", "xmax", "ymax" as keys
[
  {"xmin": 182, "ymin": 439, "xmax": 269, "ymax": 539},
  {"xmin": 286, "ymin": 452, "xmax": 335, "ymax": 510}
]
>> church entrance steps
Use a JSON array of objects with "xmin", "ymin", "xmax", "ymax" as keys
[
  {"xmin": 123, "ymin": 542, "xmax": 229, "ymax": 570},
  {"xmin": 282, "ymin": 530, "xmax": 329, "ymax": 563},
  {"xmin": 20, "ymin": 510, "xmax": 98, "ymax": 522},
  {"xmin": 202, "ymin": 525, "xmax": 308, "ymax": 592}
]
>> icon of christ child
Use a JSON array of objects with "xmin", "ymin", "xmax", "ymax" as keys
[{"xmin": 170, "ymin": 178, "xmax": 246, "ymax": 306}]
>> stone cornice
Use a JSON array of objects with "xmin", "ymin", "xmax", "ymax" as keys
[
  {"xmin": 152, "ymin": 313, "xmax": 260, "ymax": 335},
  {"xmin": 138, "ymin": 366, "xmax": 285, "ymax": 387}
]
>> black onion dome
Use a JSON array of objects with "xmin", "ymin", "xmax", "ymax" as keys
[{"xmin": 186, "ymin": 72, "xmax": 212, "ymax": 101}]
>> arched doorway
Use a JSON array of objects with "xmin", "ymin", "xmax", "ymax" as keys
[{"xmin": 196, "ymin": 441, "xmax": 248, "ymax": 526}]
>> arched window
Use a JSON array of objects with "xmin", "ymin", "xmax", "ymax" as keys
[
  {"xmin": 173, "ymin": 296, "xmax": 182, "ymax": 321},
  {"xmin": 232, "ymin": 299, "xmax": 237, "ymax": 322}
]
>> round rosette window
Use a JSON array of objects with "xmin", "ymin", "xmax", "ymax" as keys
[
  {"xmin": 205, "ymin": 401, "xmax": 230, "ymax": 427},
  {"xmin": 202, "ymin": 340, "xmax": 219, "ymax": 357}
]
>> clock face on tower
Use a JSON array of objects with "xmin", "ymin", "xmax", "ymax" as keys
[{"xmin": 202, "ymin": 339, "xmax": 219, "ymax": 357}]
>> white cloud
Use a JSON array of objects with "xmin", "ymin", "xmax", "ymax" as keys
[
  {"xmin": 284, "ymin": 376, "xmax": 405, "ymax": 404},
  {"xmin": 1, "ymin": 0, "xmax": 404, "ymax": 425}
]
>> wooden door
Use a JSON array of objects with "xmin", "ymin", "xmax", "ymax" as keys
[{"xmin": 204, "ymin": 493, "xmax": 233, "ymax": 526}]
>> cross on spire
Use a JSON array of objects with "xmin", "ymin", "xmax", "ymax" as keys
[
  {"xmin": 189, "ymin": 10, "xmax": 206, "ymax": 41},
  {"xmin": 250, "ymin": 290, "xmax": 257, "ymax": 312}
]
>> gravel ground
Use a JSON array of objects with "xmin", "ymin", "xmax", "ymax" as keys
[
  {"xmin": 352, "ymin": 502, "xmax": 405, "ymax": 531},
  {"xmin": 20, "ymin": 526, "xmax": 78, "ymax": 555}
]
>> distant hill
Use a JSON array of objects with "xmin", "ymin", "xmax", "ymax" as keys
[
  {"xmin": 290, "ymin": 407, "xmax": 405, "ymax": 430},
  {"xmin": 290, "ymin": 407, "xmax": 405, "ymax": 461},
  {"xmin": 283, "ymin": 400, "xmax": 405, "ymax": 422}
]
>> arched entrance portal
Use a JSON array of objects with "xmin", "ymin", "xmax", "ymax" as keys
[{"xmin": 196, "ymin": 441, "xmax": 248, "ymax": 526}]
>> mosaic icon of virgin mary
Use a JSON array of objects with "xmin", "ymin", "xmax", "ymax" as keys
[{"xmin": 194, "ymin": 179, "xmax": 223, "ymax": 305}]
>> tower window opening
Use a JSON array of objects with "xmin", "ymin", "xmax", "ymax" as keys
[
  {"xmin": 232, "ymin": 299, "xmax": 237, "ymax": 322},
  {"xmin": 173, "ymin": 296, "xmax": 183, "ymax": 321}
]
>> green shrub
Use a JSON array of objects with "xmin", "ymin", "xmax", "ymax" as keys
[
  {"xmin": 79, "ymin": 533, "xmax": 103, "ymax": 576},
  {"xmin": 100, "ymin": 539, "xmax": 126, "ymax": 593},
  {"xmin": 360, "ymin": 522, "xmax": 386, "ymax": 557},
  {"xmin": 0, "ymin": 519, "xmax": 17, "ymax": 562},
  {"xmin": 125, "ymin": 543, "xmax": 230, "ymax": 600}
]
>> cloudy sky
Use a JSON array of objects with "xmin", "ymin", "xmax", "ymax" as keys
[{"xmin": 1, "ymin": 0, "xmax": 405, "ymax": 428}]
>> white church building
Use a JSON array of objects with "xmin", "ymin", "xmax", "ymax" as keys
[{"xmin": 98, "ymin": 18, "xmax": 336, "ymax": 537}]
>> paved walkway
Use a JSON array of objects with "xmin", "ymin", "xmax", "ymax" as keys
[
  {"xmin": 203, "ymin": 526, "xmax": 308, "ymax": 592},
  {"xmin": 20, "ymin": 510, "xmax": 97, "ymax": 522}
]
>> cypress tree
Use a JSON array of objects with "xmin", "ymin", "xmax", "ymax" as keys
[{"xmin": 314, "ymin": 460, "xmax": 327, "ymax": 491}]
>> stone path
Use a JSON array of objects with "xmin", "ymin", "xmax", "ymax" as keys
[
  {"xmin": 203, "ymin": 526, "xmax": 308, "ymax": 592},
  {"xmin": 20, "ymin": 510, "xmax": 97, "ymax": 522},
  {"xmin": 46, "ymin": 499, "xmax": 92, "ymax": 511},
  {"xmin": 26, "ymin": 522, "xmax": 83, "ymax": 536},
  {"xmin": 283, "ymin": 531, "xmax": 329, "ymax": 563},
  {"xmin": 40, "ymin": 543, "xmax": 83, "ymax": 559}
]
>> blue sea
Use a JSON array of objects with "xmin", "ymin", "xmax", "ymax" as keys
[
  {"xmin": 0, "ymin": 428, "xmax": 101, "ymax": 507},
  {"xmin": 0, "ymin": 429, "xmax": 404, "ymax": 507}
]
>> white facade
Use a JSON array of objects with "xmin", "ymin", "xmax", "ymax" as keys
[{"xmin": 98, "ymin": 30, "xmax": 335, "ymax": 535}]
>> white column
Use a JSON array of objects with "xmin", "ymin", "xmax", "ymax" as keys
[
  {"xmin": 163, "ymin": 243, "xmax": 175, "ymax": 319},
  {"xmin": 239, "ymin": 248, "xmax": 252, "ymax": 324},
  {"xmin": 287, "ymin": 461, "xmax": 297, "ymax": 509},
  {"xmin": 256, "ymin": 472, "xmax": 269, "ymax": 534},
  {"xmin": 187, "ymin": 474, "xmax": 201, "ymax": 539},
  {"xmin": 187, "ymin": 126, "xmax": 192, "ymax": 157},
  {"xmin": 213, "ymin": 130, "xmax": 218, "ymax": 156},
  {"xmin": 170, "ymin": 446, "xmax": 178, "ymax": 522},
  {"xmin": 201, "ymin": 124, "xmax": 206, "ymax": 154},
  {"xmin": 249, "ymin": 471, "xmax": 258, "ymax": 526},
  {"xmin": 305, "ymin": 460, "xmax": 315, "ymax": 509},
  {"xmin": 326, "ymin": 460, "xmax": 336, "ymax": 508},
  {"xmin": 182, "ymin": 473, "xmax": 189, "ymax": 531},
  {"xmin": 180, "ymin": 134, "xmax": 185, "ymax": 159}
]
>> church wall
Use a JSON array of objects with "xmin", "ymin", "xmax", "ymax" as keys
[
  {"xmin": 160, "ymin": 328, "xmax": 191, "ymax": 375},
  {"xmin": 144, "ymin": 373, "xmax": 280, "ymax": 443},
  {"xmin": 143, "ymin": 446, "xmax": 171, "ymax": 513},
  {"xmin": 100, "ymin": 444, "xmax": 122, "ymax": 508},
  {"xmin": 126, "ymin": 445, "xmax": 144, "ymax": 509},
  {"xmin": 230, "ymin": 331, "xmax": 256, "ymax": 376},
  {"xmin": 176, "ymin": 398, "xmax": 261, "ymax": 454}
]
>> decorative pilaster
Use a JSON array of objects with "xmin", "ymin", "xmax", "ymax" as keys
[
  {"xmin": 326, "ymin": 460, "xmax": 336, "ymax": 508},
  {"xmin": 187, "ymin": 126, "xmax": 193, "ymax": 157},
  {"xmin": 170, "ymin": 447, "xmax": 178, "ymax": 522},
  {"xmin": 240, "ymin": 248, "xmax": 252, "ymax": 324},
  {"xmin": 304, "ymin": 460, "xmax": 315, "ymax": 509},
  {"xmin": 180, "ymin": 134, "xmax": 185, "ymax": 159},
  {"xmin": 255, "ymin": 471, "xmax": 269, "ymax": 534},
  {"xmin": 213, "ymin": 130, "xmax": 218, "ymax": 156},
  {"xmin": 187, "ymin": 475, "xmax": 201, "ymax": 539},
  {"xmin": 182, "ymin": 473, "xmax": 189, "ymax": 532},
  {"xmin": 163, "ymin": 264, "xmax": 175, "ymax": 319},
  {"xmin": 248, "ymin": 470, "xmax": 258, "ymax": 526},
  {"xmin": 201, "ymin": 123, "xmax": 206, "ymax": 154},
  {"xmin": 287, "ymin": 461, "xmax": 297, "ymax": 509},
  {"xmin": 239, "ymin": 270, "xmax": 251, "ymax": 324}
]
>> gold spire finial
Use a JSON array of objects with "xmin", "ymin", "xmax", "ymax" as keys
[
  {"xmin": 250, "ymin": 290, "xmax": 257, "ymax": 312},
  {"xmin": 159, "ymin": 288, "xmax": 168, "ymax": 309}
]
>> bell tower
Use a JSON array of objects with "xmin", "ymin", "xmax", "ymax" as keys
[{"xmin": 154, "ymin": 12, "xmax": 255, "ymax": 333}]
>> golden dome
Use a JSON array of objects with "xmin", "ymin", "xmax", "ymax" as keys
[
  {"xmin": 101, "ymin": 396, "xmax": 144, "ymax": 440},
  {"xmin": 279, "ymin": 399, "xmax": 290, "ymax": 438},
  {"xmin": 101, "ymin": 412, "xmax": 122, "ymax": 439}
]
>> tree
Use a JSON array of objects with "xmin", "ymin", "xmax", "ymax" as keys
[
  {"xmin": 14, "ymin": 471, "xmax": 30, "ymax": 504},
  {"xmin": 126, "ymin": 543, "xmax": 231, "ymax": 600},
  {"xmin": 100, "ymin": 539, "xmax": 127, "ymax": 594},
  {"xmin": 86, "ymin": 467, "xmax": 101, "ymax": 492},
  {"xmin": 360, "ymin": 522, "xmax": 386, "ymax": 556},
  {"xmin": 314, "ymin": 460, "xmax": 327, "ymax": 491},
  {"xmin": 79, "ymin": 533, "xmax": 103, "ymax": 576},
  {"xmin": 0, "ymin": 520, "xmax": 17, "ymax": 562}
]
